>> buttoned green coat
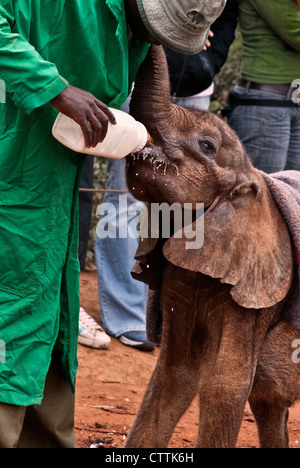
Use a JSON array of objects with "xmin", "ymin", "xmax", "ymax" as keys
[{"xmin": 0, "ymin": 0, "xmax": 149, "ymax": 406}]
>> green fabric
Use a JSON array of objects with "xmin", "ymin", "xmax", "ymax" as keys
[
  {"xmin": 239, "ymin": 0, "xmax": 300, "ymax": 84},
  {"xmin": 0, "ymin": 0, "xmax": 149, "ymax": 406}
]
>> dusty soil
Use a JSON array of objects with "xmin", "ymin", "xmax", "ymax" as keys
[{"xmin": 76, "ymin": 271, "xmax": 300, "ymax": 449}]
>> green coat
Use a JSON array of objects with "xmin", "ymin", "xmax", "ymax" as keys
[{"xmin": 0, "ymin": 0, "xmax": 149, "ymax": 406}]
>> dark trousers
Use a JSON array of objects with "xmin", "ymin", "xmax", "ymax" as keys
[{"xmin": 0, "ymin": 356, "xmax": 76, "ymax": 448}]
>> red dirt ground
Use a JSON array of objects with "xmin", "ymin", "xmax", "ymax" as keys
[{"xmin": 76, "ymin": 271, "xmax": 300, "ymax": 449}]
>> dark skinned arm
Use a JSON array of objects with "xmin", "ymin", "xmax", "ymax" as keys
[{"xmin": 51, "ymin": 85, "xmax": 117, "ymax": 148}]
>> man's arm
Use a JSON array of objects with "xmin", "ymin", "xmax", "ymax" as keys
[
  {"xmin": 51, "ymin": 87, "xmax": 116, "ymax": 148},
  {"xmin": 0, "ymin": 10, "xmax": 69, "ymax": 113},
  {"xmin": 0, "ymin": 5, "xmax": 116, "ymax": 147},
  {"xmin": 251, "ymin": 0, "xmax": 300, "ymax": 52}
]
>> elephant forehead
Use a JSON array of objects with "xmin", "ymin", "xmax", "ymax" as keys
[
  {"xmin": 189, "ymin": 111, "xmax": 232, "ymax": 143},
  {"xmin": 190, "ymin": 111, "xmax": 220, "ymax": 128}
]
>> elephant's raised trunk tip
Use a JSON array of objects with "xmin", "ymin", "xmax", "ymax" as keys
[{"xmin": 130, "ymin": 45, "xmax": 173, "ymax": 128}]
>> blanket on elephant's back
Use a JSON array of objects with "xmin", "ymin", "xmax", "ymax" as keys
[{"xmin": 262, "ymin": 170, "xmax": 300, "ymax": 330}]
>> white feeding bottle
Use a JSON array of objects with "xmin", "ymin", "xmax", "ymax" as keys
[{"xmin": 52, "ymin": 108, "xmax": 150, "ymax": 159}]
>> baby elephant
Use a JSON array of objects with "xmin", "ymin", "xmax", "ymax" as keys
[{"xmin": 125, "ymin": 46, "xmax": 300, "ymax": 448}]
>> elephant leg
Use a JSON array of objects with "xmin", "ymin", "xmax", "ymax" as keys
[
  {"xmin": 196, "ymin": 302, "xmax": 276, "ymax": 448},
  {"xmin": 248, "ymin": 321, "xmax": 300, "ymax": 448},
  {"xmin": 125, "ymin": 355, "xmax": 199, "ymax": 448},
  {"xmin": 248, "ymin": 396, "xmax": 289, "ymax": 448},
  {"xmin": 197, "ymin": 379, "xmax": 251, "ymax": 448},
  {"xmin": 126, "ymin": 269, "xmax": 205, "ymax": 448}
]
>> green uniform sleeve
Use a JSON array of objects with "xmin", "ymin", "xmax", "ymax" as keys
[
  {"xmin": 251, "ymin": 0, "xmax": 300, "ymax": 52},
  {"xmin": 0, "ymin": 5, "xmax": 69, "ymax": 113}
]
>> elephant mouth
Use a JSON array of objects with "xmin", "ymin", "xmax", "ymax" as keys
[
  {"xmin": 128, "ymin": 147, "xmax": 180, "ymax": 177},
  {"xmin": 204, "ymin": 194, "xmax": 223, "ymax": 214},
  {"xmin": 127, "ymin": 148, "xmax": 220, "ymax": 210}
]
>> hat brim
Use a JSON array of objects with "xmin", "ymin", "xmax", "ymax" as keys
[{"xmin": 137, "ymin": 0, "xmax": 209, "ymax": 56}]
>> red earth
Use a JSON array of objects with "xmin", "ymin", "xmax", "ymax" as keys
[{"xmin": 75, "ymin": 271, "xmax": 300, "ymax": 449}]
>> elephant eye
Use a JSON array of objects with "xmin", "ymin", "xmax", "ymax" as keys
[{"xmin": 199, "ymin": 139, "xmax": 216, "ymax": 157}]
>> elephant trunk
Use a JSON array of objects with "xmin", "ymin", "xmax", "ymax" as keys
[{"xmin": 130, "ymin": 45, "xmax": 176, "ymax": 139}]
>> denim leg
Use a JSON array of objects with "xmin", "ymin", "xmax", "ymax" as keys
[
  {"xmin": 95, "ymin": 158, "xmax": 148, "ymax": 337},
  {"xmin": 227, "ymin": 87, "xmax": 292, "ymax": 173},
  {"xmin": 285, "ymin": 107, "xmax": 300, "ymax": 171}
]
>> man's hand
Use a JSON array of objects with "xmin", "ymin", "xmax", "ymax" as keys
[
  {"xmin": 51, "ymin": 85, "xmax": 117, "ymax": 148},
  {"xmin": 202, "ymin": 30, "xmax": 214, "ymax": 51}
]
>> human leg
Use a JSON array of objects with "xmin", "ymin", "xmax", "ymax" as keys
[
  {"xmin": 0, "ymin": 404, "xmax": 26, "ymax": 448},
  {"xmin": 95, "ymin": 158, "xmax": 148, "ymax": 338},
  {"xmin": 285, "ymin": 107, "xmax": 300, "ymax": 171},
  {"xmin": 17, "ymin": 354, "xmax": 76, "ymax": 449},
  {"xmin": 0, "ymin": 355, "xmax": 75, "ymax": 449}
]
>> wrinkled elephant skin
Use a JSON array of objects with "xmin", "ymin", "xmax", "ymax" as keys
[{"xmin": 125, "ymin": 46, "xmax": 300, "ymax": 448}]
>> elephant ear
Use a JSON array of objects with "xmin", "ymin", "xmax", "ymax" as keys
[
  {"xmin": 131, "ymin": 203, "xmax": 165, "ymax": 344},
  {"xmin": 163, "ymin": 179, "xmax": 294, "ymax": 309}
]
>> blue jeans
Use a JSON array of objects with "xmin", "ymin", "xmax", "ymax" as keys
[
  {"xmin": 226, "ymin": 86, "xmax": 300, "ymax": 173},
  {"xmin": 95, "ymin": 158, "xmax": 148, "ymax": 337}
]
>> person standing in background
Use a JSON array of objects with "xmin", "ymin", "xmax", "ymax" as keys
[
  {"xmin": 225, "ymin": 0, "xmax": 300, "ymax": 173},
  {"xmin": 165, "ymin": 0, "xmax": 238, "ymax": 111}
]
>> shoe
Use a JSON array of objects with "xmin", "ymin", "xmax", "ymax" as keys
[
  {"xmin": 119, "ymin": 331, "xmax": 156, "ymax": 352},
  {"xmin": 78, "ymin": 308, "xmax": 111, "ymax": 349}
]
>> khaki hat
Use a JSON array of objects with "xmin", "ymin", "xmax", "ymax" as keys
[{"xmin": 137, "ymin": 0, "xmax": 227, "ymax": 55}]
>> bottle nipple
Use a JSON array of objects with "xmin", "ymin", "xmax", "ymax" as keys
[{"xmin": 146, "ymin": 133, "xmax": 154, "ymax": 147}]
